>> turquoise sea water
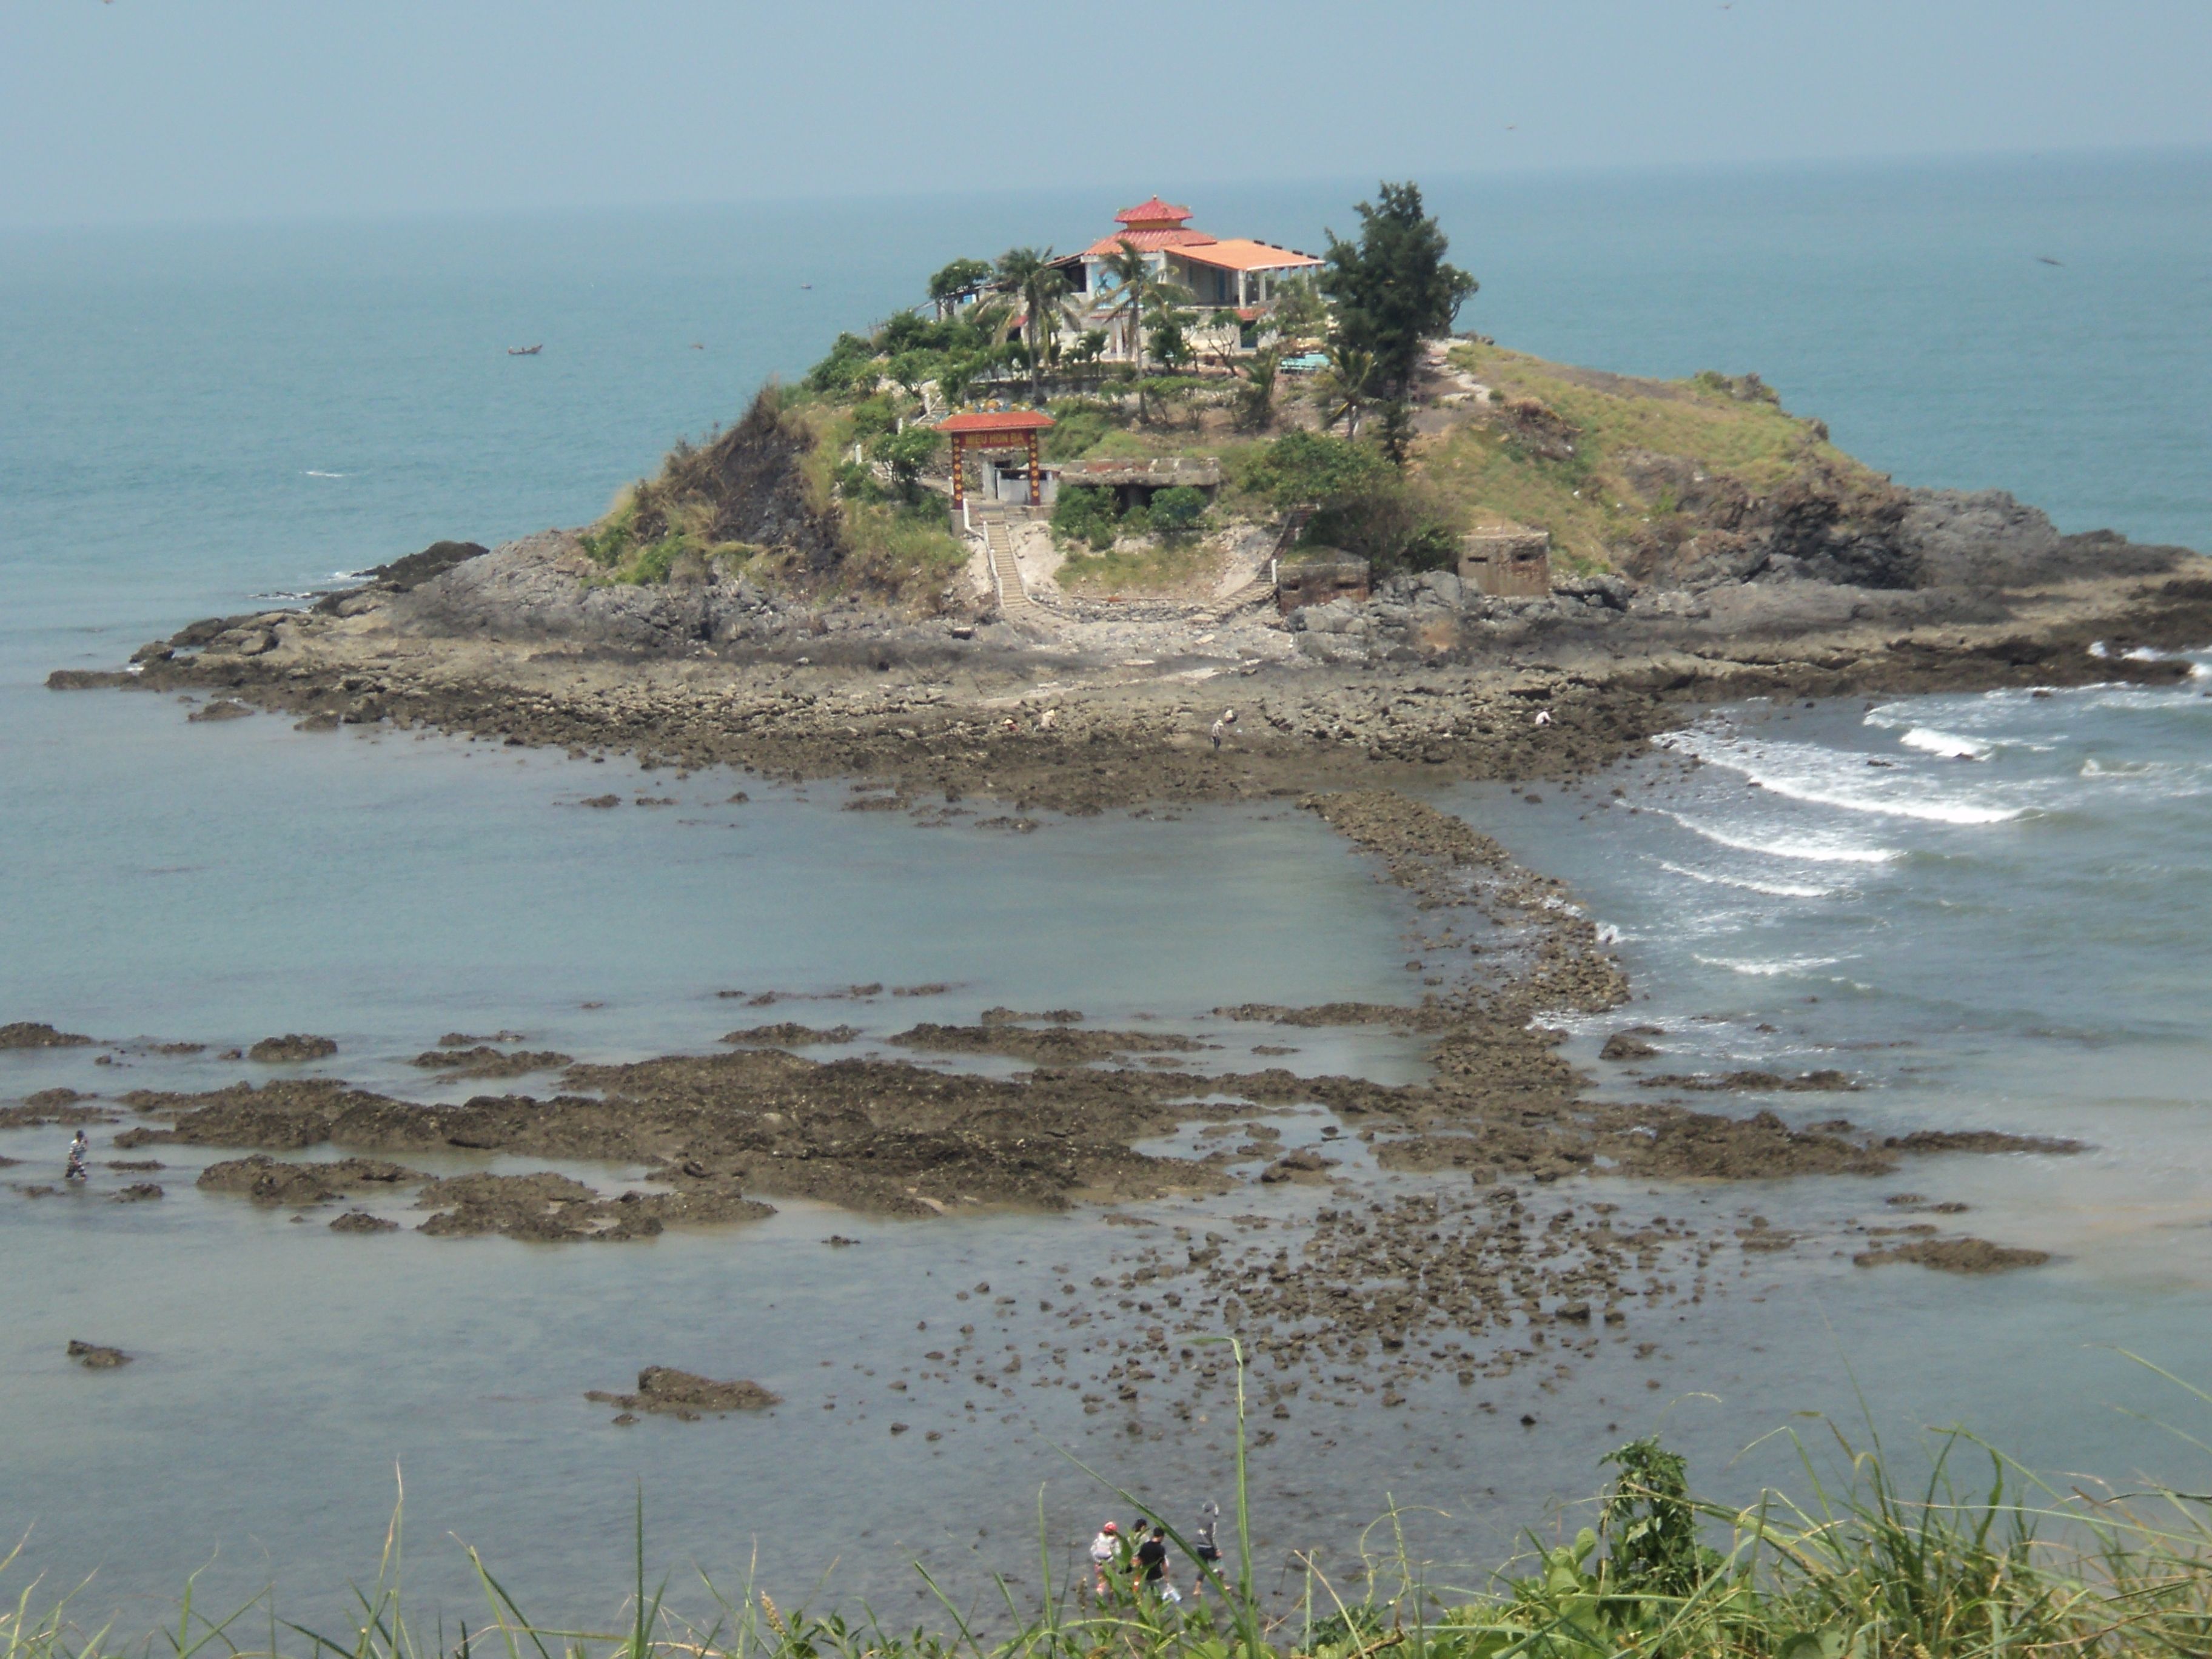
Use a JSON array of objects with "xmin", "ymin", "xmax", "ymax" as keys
[{"xmin": 2, "ymin": 151, "xmax": 2211, "ymax": 1628}]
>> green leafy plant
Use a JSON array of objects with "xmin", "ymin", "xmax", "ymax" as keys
[
  {"xmin": 1050, "ymin": 483, "xmax": 1118, "ymax": 551},
  {"xmin": 1149, "ymin": 485, "xmax": 1208, "ymax": 536}
]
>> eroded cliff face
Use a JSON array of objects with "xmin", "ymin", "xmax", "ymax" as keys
[
  {"xmin": 628, "ymin": 394, "xmax": 845, "ymax": 572},
  {"xmin": 1607, "ymin": 450, "xmax": 1915, "ymax": 590}
]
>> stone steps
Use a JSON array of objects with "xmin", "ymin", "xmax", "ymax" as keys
[{"xmin": 983, "ymin": 520, "xmax": 1038, "ymax": 620}]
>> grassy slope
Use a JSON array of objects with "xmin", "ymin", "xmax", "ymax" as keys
[
  {"xmin": 575, "ymin": 334, "xmax": 1885, "ymax": 598},
  {"xmin": 1422, "ymin": 345, "xmax": 1884, "ymax": 572},
  {"xmin": 580, "ymin": 392, "xmax": 968, "ymax": 606}
]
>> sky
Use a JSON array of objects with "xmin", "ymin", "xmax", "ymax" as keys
[{"xmin": 2, "ymin": 1, "xmax": 2209, "ymax": 227}]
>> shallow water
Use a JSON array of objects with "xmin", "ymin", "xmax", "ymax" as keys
[{"xmin": 4, "ymin": 153, "xmax": 2212, "ymax": 1630}]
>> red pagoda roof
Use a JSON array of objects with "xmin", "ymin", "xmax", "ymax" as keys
[
  {"xmin": 1082, "ymin": 226, "xmax": 1217, "ymax": 256},
  {"xmin": 936, "ymin": 408, "xmax": 1056, "ymax": 435},
  {"xmin": 1114, "ymin": 196, "xmax": 1193, "ymax": 226}
]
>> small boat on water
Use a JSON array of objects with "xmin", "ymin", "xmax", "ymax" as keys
[{"xmin": 507, "ymin": 344, "xmax": 543, "ymax": 356}]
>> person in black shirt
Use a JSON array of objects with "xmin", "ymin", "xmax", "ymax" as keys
[{"xmin": 1134, "ymin": 1524, "xmax": 1170, "ymax": 1597}]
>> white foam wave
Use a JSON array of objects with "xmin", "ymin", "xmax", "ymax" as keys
[
  {"xmin": 1899, "ymin": 726, "xmax": 1993, "ymax": 760},
  {"xmin": 1654, "ymin": 859, "xmax": 1837, "ymax": 899},
  {"xmin": 1674, "ymin": 730, "xmax": 2022, "ymax": 824},
  {"xmin": 304, "ymin": 469, "xmax": 347, "ymax": 478},
  {"xmin": 1693, "ymin": 953, "xmax": 1843, "ymax": 977},
  {"xmin": 1658, "ymin": 809, "xmax": 1902, "ymax": 865}
]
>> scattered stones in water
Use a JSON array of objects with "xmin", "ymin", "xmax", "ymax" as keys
[
  {"xmin": 891, "ymin": 1023, "xmax": 1204, "ymax": 1065},
  {"xmin": 109, "ymin": 1182, "xmax": 163, "ymax": 1202},
  {"xmin": 186, "ymin": 699, "xmax": 253, "ymax": 722},
  {"xmin": 1641, "ymin": 1069, "xmax": 1855, "ymax": 1092},
  {"xmin": 1883, "ymin": 1130, "xmax": 2085, "ymax": 1156},
  {"xmin": 198, "ymin": 1155, "xmax": 423, "ymax": 1207},
  {"xmin": 248, "ymin": 1034, "xmax": 338, "ymax": 1064},
  {"xmin": 0, "ymin": 1022, "xmax": 94, "ymax": 1050},
  {"xmin": 1600, "ymin": 1029, "xmax": 1663, "ymax": 1061},
  {"xmin": 720, "ymin": 1024, "xmax": 859, "ymax": 1048},
  {"xmin": 67, "ymin": 1341, "xmax": 131, "ymax": 1369},
  {"xmin": 1853, "ymin": 1236, "xmax": 2051, "ymax": 1273},
  {"xmin": 329, "ymin": 1210, "xmax": 399, "ymax": 1234},
  {"xmin": 585, "ymin": 1366, "xmax": 780, "ymax": 1419},
  {"xmin": 408, "ymin": 1046, "xmax": 572, "ymax": 1077}
]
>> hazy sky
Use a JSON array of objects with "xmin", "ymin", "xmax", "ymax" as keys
[{"xmin": 4, "ymin": 1, "xmax": 2208, "ymax": 227}]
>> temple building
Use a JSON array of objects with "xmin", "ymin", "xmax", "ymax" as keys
[{"xmin": 1054, "ymin": 197, "xmax": 1324, "ymax": 357}]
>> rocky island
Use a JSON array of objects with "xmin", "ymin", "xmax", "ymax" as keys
[{"xmin": 29, "ymin": 181, "xmax": 2207, "ymax": 1436}]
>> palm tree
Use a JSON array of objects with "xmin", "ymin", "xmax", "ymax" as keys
[
  {"xmin": 1233, "ymin": 346, "xmax": 1282, "ymax": 432},
  {"xmin": 1104, "ymin": 240, "xmax": 1154, "ymax": 420},
  {"xmin": 996, "ymin": 246, "xmax": 1068, "ymax": 404},
  {"xmin": 1317, "ymin": 343, "xmax": 1377, "ymax": 438}
]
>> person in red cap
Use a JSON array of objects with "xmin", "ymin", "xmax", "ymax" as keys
[{"xmin": 1088, "ymin": 1520, "xmax": 1121, "ymax": 1598}]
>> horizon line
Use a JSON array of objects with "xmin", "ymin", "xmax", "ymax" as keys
[{"xmin": 4, "ymin": 139, "xmax": 2208, "ymax": 239}]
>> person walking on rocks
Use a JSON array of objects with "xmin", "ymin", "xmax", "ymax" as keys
[
  {"xmin": 1088, "ymin": 1520, "xmax": 1121, "ymax": 1598},
  {"xmin": 1134, "ymin": 1522, "xmax": 1173, "ymax": 1601},
  {"xmin": 1190, "ymin": 1500, "xmax": 1222, "ymax": 1598},
  {"xmin": 1210, "ymin": 708, "xmax": 1237, "ymax": 749},
  {"xmin": 63, "ymin": 1130, "xmax": 89, "ymax": 1183}
]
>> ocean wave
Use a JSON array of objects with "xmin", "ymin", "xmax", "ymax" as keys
[
  {"xmin": 1899, "ymin": 726, "xmax": 1994, "ymax": 760},
  {"xmin": 1692, "ymin": 953, "xmax": 1843, "ymax": 976},
  {"xmin": 303, "ymin": 469, "xmax": 348, "ymax": 478},
  {"xmin": 1654, "ymin": 859, "xmax": 1837, "ymax": 899},
  {"xmin": 2080, "ymin": 756, "xmax": 2173, "ymax": 779},
  {"xmin": 1672, "ymin": 732, "xmax": 2023, "ymax": 825},
  {"xmin": 1657, "ymin": 809, "xmax": 1902, "ymax": 865}
]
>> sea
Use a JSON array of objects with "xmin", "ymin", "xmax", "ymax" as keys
[{"xmin": 3, "ymin": 149, "xmax": 2211, "ymax": 1634}]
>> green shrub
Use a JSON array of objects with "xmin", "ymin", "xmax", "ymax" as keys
[
  {"xmin": 805, "ymin": 332, "xmax": 880, "ymax": 394},
  {"xmin": 1306, "ymin": 477, "xmax": 1464, "ymax": 577},
  {"xmin": 1150, "ymin": 484, "xmax": 1208, "ymax": 535},
  {"xmin": 831, "ymin": 459, "xmax": 882, "ymax": 503},
  {"xmin": 869, "ymin": 425, "xmax": 942, "ymax": 502},
  {"xmin": 1041, "ymin": 404, "xmax": 1116, "ymax": 460},
  {"xmin": 1247, "ymin": 429, "xmax": 1392, "ymax": 510},
  {"xmin": 1050, "ymin": 484, "xmax": 1118, "ymax": 550}
]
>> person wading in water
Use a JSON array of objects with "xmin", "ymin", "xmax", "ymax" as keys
[
  {"xmin": 1134, "ymin": 1522, "xmax": 1176, "ymax": 1602},
  {"xmin": 1190, "ymin": 1500, "xmax": 1222, "ymax": 1599}
]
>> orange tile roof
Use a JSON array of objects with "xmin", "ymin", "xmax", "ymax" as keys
[
  {"xmin": 1083, "ymin": 227, "xmax": 1218, "ymax": 258},
  {"xmin": 1169, "ymin": 238, "xmax": 1324, "ymax": 273},
  {"xmin": 1115, "ymin": 197, "xmax": 1193, "ymax": 226},
  {"xmin": 936, "ymin": 409, "xmax": 1056, "ymax": 434}
]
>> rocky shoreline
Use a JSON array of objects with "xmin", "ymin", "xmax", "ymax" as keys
[
  {"xmin": 23, "ymin": 471, "xmax": 2201, "ymax": 1423},
  {"xmin": 49, "ymin": 491, "xmax": 2212, "ymax": 822},
  {"xmin": 8, "ymin": 784, "xmax": 2079, "ymax": 1419}
]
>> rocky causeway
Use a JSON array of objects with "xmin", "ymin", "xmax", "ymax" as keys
[{"xmin": 23, "ymin": 353, "xmax": 2206, "ymax": 1429}]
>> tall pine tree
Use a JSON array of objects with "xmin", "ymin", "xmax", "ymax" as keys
[{"xmin": 1319, "ymin": 182, "xmax": 1476, "ymax": 396}]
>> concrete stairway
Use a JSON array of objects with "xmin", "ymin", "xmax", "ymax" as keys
[
  {"xmin": 1208, "ymin": 574, "xmax": 1277, "ymax": 622},
  {"xmin": 983, "ymin": 518, "xmax": 1039, "ymax": 621}
]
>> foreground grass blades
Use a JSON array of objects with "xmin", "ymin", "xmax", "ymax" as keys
[{"xmin": 14, "ymin": 1355, "xmax": 2212, "ymax": 1659}]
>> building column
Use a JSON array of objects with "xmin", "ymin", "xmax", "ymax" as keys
[
  {"xmin": 1026, "ymin": 433, "xmax": 1041, "ymax": 507},
  {"xmin": 950, "ymin": 435, "xmax": 965, "ymax": 508}
]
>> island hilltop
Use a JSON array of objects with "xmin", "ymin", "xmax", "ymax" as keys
[{"xmin": 64, "ymin": 182, "xmax": 2212, "ymax": 809}]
